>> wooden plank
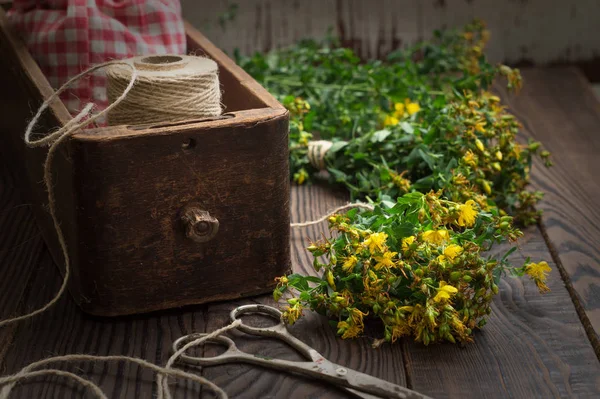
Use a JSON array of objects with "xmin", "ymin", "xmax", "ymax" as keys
[
  {"xmin": 3, "ymin": 67, "xmax": 600, "ymax": 399},
  {"xmin": 404, "ymin": 67, "xmax": 600, "ymax": 398},
  {"xmin": 0, "ymin": 184, "xmax": 405, "ymax": 398},
  {"xmin": 405, "ymin": 226, "xmax": 600, "ymax": 398},
  {"xmin": 1, "ymin": 248, "xmax": 210, "ymax": 398},
  {"xmin": 0, "ymin": 159, "xmax": 211, "ymax": 397},
  {"xmin": 181, "ymin": 0, "xmax": 600, "ymax": 66},
  {"xmin": 494, "ymin": 67, "xmax": 600, "ymax": 351},
  {"xmin": 201, "ymin": 184, "xmax": 407, "ymax": 398},
  {"xmin": 0, "ymin": 157, "xmax": 45, "ymax": 370}
]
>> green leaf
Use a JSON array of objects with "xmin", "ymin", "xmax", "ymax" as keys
[
  {"xmin": 400, "ymin": 122, "xmax": 414, "ymax": 134},
  {"xmin": 501, "ymin": 246, "xmax": 517, "ymax": 261},
  {"xmin": 328, "ymin": 141, "xmax": 348, "ymax": 154},
  {"xmin": 371, "ymin": 129, "xmax": 392, "ymax": 143}
]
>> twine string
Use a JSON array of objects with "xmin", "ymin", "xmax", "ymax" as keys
[
  {"xmin": 306, "ymin": 140, "xmax": 333, "ymax": 170},
  {"xmin": 0, "ymin": 60, "xmax": 137, "ymax": 329},
  {"xmin": 0, "ymin": 58, "xmax": 246, "ymax": 398},
  {"xmin": 0, "ymin": 57, "xmax": 372, "ymax": 397},
  {"xmin": 290, "ymin": 203, "xmax": 375, "ymax": 228},
  {"xmin": 106, "ymin": 57, "xmax": 222, "ymax": 125}
]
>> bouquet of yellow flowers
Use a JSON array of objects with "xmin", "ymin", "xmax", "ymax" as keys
[
  {"xmin": 274, "ymin": 192, "xmax": 550, "ymax": 345},
  {"xmin": 239, "ymin": 19, "xmax": 551, "ymax": 344}
]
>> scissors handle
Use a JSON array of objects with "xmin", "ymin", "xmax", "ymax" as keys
[
  {"xmin": 172, "ymin": 334, "xmax": 427, "ymax": 399},
  {"xmin": 173, "ymin": 334, "xmax": 250, "ymax": 366},
  {"xmin": 229, "ymin": 304, "xmax": 319, "ymax": 361}
]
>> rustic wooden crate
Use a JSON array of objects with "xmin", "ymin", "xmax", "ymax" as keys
[{"xmin": 0, "ymin": 10, "xmax": 290, "ymax": 317}]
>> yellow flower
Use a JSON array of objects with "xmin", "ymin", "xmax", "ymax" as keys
[
  {"xmin": 422, "ymin": 229, "xmax": 450, "ymax": 245},
  {"xmin": 474, "ymin": 121, "xmax": 486, "ymax": 133},
  {"xmin": 406, "ymin": 101, "xmax": 421, "ymax": 115},
  {"xmin": 512, "ymin": 144, "xmax": 522, "ymax": 160},
  {"xmin": 374, "ymin": 251, "xmax": 398, "ymax": 270},
  {"xmin": 390, "ymin": 322, "xmax": 410, "ymax": 342},
  {"xmin": 457, "ymin": 200, "xmax": 478, "ymax": 227},
  {"xmin": 363, "ymin": 232, "xmax": 388, "ymax": 254},
  {"xmin": 283, "ymin": 304, "xmax": 303, "ymax": 324},
  {"xmin": 392, "ymin": 175, "xmax": 411, "ymax": 192},
  {"xmin": 444, "ymin": 244, "xmax": 463, "ymax": 260},
  {"xmin": 402, "ymin": 236, "xmax": 416, "ymax": 253},
  {"xmin": 293, "ymin": 169, "xmax": 309, "ymax": 185},
  {"xmin": 342, "ymin": 255, "xmax": 358, "ymax": 273},
  {"xmin": 337, "ymin": 321, "xmax": 362, "ymax": 339},
  {"xmin": 463, "ymin": 150, "xmax": 477, "ymax": 167},
  {"xmin": 383, "ymin": 115, "xmax": 399, "ymax": 127},
  {"xmin": 350, "ymin": 308, "xmax": 368, "ymax": 327},
  {"xmin": 433, "ymin": 281, "xmax": 458, "ymax": 303},
  {"xmin": 275, "ymin": 276, "xmax": 288, "ymax": 285},
  {"xmin": 525, "ymin": 261, "xmax": 551, "ymax": 293},
  {"xmin": 298, "ymin": 131, "xmax": 312, "ymax": 146},
  {"xmin": 394, "ymin": 102, "xmax": 405, "ymax": 116},
  {"xmin": 495, "ymin": 151, "xmax": 503, "ymax": 161}
]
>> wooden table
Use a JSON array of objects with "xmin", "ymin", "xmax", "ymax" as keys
[{"xmin": 1, "ymin": 68, "xmax": 600, "ymax": 398}]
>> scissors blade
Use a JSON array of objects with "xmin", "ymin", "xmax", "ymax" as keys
[
  {"xmin": 343, "ymin": 367, "xmax": 433, "ymax": 399},
  {"xmin": 343, "ymin": 387, "xmax": 385, "ymax": 399}
]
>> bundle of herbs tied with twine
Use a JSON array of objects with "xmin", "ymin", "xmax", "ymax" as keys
[{"xmin": 238, "ymin": 20, "xmax": 553, "ymax": 345}]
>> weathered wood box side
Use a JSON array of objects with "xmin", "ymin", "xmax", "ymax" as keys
[{"xmin": 0, "ymin": 11, "xmax": 290, "ymax": 316}]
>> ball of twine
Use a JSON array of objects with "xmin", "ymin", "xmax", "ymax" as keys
[
  {"xmin": 106, "ymin": 55, "xmax": 222, "ymax": 126},
  {"xmin": 307, "ymin": 139, "xmax": 333, "ymax": 170}
]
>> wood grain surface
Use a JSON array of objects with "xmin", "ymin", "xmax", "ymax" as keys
[
  {"xmin": 2, "ymin": 68, "xmax": 600, "ymax": 398},
  {"xmin": 495, "ymin": 68, "xmax": 600, "ymax": 354},
  {"xmin": 181, "ymin": 0, "xmax": 600, "ymax": 66}
]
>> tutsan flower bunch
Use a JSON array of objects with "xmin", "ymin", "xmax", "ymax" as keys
[
  {"xmin": 238, "ymin": 19, "xmax": 551, "ymax": 225},
  {"xmin": 238, "ymin": 19, "xmax": 552, "ymax": 344},
  {"xmin": 273, "ymin": 192, "xmax": 550, "ymax": 345}
]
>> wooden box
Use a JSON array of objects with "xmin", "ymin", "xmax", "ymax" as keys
[{"xmin": 0, "ymin": 11, "xmax": 290, "ymax": 316}]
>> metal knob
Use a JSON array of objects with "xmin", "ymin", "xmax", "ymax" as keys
[{"xmin": 181, "ymin": 204, "xmax": 219, "ymax": 243}]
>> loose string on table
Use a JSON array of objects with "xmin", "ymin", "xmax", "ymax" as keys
[
  {"xmin": 0, "ymin": 59, "xmax": 375, "ymax": 397},
  {"xmin": 290, "ymin": 202, "xmax": 375, "ymax": 228}
]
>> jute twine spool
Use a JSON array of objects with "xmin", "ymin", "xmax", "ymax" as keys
[
  {"xmin": 106, "ymin": 54, "xmax": 222, "ymax": 126},
  {"xmin": 0, "ymin": 57, "xmax": 369, "ymax": 397}
]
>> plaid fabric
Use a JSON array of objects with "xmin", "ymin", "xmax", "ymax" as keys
[{"xmin": 8, "ymin": 0, "xmax": 186, "ymax": 115}]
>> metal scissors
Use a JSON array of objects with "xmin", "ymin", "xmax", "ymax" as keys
[{"xmin": 173, "ymin": 304, "xmax": 432, "ymax": 399}]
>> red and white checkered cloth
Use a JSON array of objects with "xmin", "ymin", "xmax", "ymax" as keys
[{"xmin": 8, "ymin": 0, "xmax": 186, "ymax": 116}]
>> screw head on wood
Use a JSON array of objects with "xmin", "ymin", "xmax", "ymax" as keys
[{"xmin": 180, "ymin": 203, "xmax": 219, "ymax": 243}]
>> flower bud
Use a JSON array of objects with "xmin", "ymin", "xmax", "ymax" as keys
[
  {"xmin": 475, "ymin": 139, "xmax": 485, "ymax": 152},
  {"xmin": 325, "ymin": 270, "xmax": 336, "ymax": 290},
  {"xmin": 529, "ymin": 142, "xmax": 541, "ymax": 151}
]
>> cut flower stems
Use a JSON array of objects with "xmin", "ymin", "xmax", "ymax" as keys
[{"xmin": 238, "ymin": 20, "xmax": 552, "ymax": 345}]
